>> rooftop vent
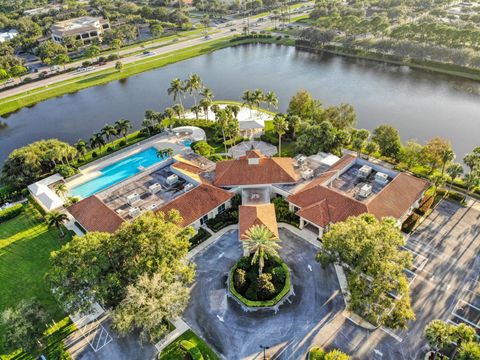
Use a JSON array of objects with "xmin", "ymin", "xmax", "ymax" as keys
[
  {"xmin": 375, "ymin": 172, "xmax": 389, "ymax": 185},
  {"xmin": 301, "ymin": 168, "xmax": 314, "ymax": 180},
  {"xmin": 357, "ymin": 165, "xmax": 372, "ymax": 179},
  {"xmin": 184, "ymin": 183, "xmax": 194, "ymax": 192},
  {"xmin": 129, "ymin": 207, "xmax": 141, "ymax": 217},
  {"xmin": 166, "ymin": 174, "xmax": 178, "ymax": 185},
  {"xmin": 358, "ymin": 184, "xmax": 373, "ymax": 198}
]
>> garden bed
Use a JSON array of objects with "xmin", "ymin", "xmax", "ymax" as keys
[{"xmin": 228, "ymin": 255, "xmax": 291, "ymax": 309}]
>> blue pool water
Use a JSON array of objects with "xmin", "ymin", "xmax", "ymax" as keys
[
  {"xmin": 182, "ymin": 138, "xmax": 193, "ymax": 147},
  {"xmin": 70, "ymin": 147, "xmax": 167, "ymax": 199}
]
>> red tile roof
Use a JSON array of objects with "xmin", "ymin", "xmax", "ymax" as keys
[
  {"xmin": 157, "ymin": 183, "xmax": 234, "ymax": 227},
  {"xmin": 68, "ymin": 195, "xmax": 124, "ymax": 233},
  {"xmin": 214, "ymin": 151, "xmax": 300, "ymax": 187},
  {"xmin": 288, "ymin": 155, "xmax": 429, "ymax": 227},
  {"xmin": 239, "ymin": 204, "xmax": 279, "ymax": 240}
]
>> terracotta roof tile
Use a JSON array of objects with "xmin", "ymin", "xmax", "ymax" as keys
[
  {"xmin": 68, "ymin": 195, "xmax": 124, "ymax": 233},
  {"xmin": 239, "ymin": 204, "xmax": 279, "ymax": 240},
  {"xmin": 214, "ymin": 151, "xmax": 300, "ymax": 187},
  {"xmin": 157, "ymin": 183, "xmax": 233, "ymax": 227}
]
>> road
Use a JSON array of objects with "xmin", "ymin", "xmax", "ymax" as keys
[{"xmin": 0, "ymin": 4, "xmax": 313, "ymax": 101}]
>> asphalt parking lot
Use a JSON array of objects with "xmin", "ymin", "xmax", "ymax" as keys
[{"xmin": 183, "ymin": 228, "xmax": 345, "ymax": 359}]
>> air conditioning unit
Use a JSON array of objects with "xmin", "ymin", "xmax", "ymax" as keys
[
  {"xmin": 127, "ymin": 193, "xmax": 141, "ymax": 205},
  {"xmin": 375, "ymin": 172, "xmax": 389, "ymax": 185},
  {"xmin": 166, "ymin": 174, "xmax": 178, "ymax": 185},
  {"xmin": 147, "ymin": 203, "xmax": 158, "ymax": 211},
  {"xmin": 301, "ymin": 168, "xmax": 314, "ymax": 180},
  {"xmin": 358, "ymin": 184, "xmax": 373, "ymax": 198},
  {"xmin": 129, "ymin": 207, "xmax": 141, "ymax": 217},
  {"xmin": 358, "ymin": 165, "xmax": 372, "ymax": 179},
  {"xmin": 148, "ymin": 183, "xmax": 162, "ymax": 194},
  {"xmin": 184, "ymin": 183, "xmax": 194, "ymax": 192}
]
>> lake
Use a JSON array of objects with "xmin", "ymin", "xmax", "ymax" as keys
[{"xmin": 1, "ymin": 43, "xmax": 479, "ymax": 165}]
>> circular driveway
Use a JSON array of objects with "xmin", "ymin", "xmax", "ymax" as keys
[{"xmin": 183, "ymin": 228, "xmax": 345, "ymax": 359}]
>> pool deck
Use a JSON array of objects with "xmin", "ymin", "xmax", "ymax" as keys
[{"xmin": 66, "ymin": 132, "xmax": 189, "ymax": 189}]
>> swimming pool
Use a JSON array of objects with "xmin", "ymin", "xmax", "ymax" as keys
[
  {"xmin": 181, "ymin": 138, "xmax": 193, "ymax": 147},
  {"xmin": 70, "ymin": 147, "xmax": 168, "ymax": 199}
]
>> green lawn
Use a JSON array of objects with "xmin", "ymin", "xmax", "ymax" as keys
[
  {"xmin": 159, "ymin": 330, "xmax": 220, "ymax": 360},
  {"xmin": 0, "ymin": 203, "xmax": 74, "ymax": 357}
]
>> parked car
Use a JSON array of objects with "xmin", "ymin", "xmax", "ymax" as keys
[{"xmin": 204, "ymin": 35, "xmax": 212, "ymax": 40}]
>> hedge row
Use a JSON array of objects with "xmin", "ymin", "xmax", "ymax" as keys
[
  {"xmin": 401, "ymin": 212, "xmax": 421, "ymax": 233},
  {"xmin": 229, "ymin": 259, "xmax": 291, "ymax": 308},
  {"xmin": 180, "ymin": 340, "xmax": 204, "ymax": 360},
  {"xmin": 189, "ymin": 228, "xmax": 211, "ymax": 249},
  {"xmin": 0, "ymin": 203, "xmax": 24, "ymax": 223}
]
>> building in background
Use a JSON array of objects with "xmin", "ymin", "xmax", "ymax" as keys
[{"xmin": 51, "ymin": 16, "xmax": 110, "ymax": 45}]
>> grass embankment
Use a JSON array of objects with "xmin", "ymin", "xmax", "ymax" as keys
[
  {"xmin": 159, "ymin": 330, "xmax": 220, "ymax": 360},
  {"xmin": 0, "ymin": 203, "xmax": 75, "ymax": 358},
  {"xmin": 0, "ymin": 36, "xmax": 289, "ymax": 117}
]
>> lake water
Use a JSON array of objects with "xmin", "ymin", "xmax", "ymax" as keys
[{"xmin": 1, "ymin": 43, "xmax": 479, "ymax": 165}]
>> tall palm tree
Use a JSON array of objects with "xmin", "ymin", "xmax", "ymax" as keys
[
  {"xmin": 264, "ymin": 91, "xmax": 278, "ymax": 111},
  {"xmin": 439, "ymin": 148, "xmax": 455, "ymax": 178},
  {"xmin": 167, "ymin": 78, "xmax": 184, "ymax": 106},
  {"xmin": 101, "ymin": 124, "xmax": 117, "ymax": 144},
  {"xmin": 241, "ymin": 90, "xmax": 254, "ymax": 119},
  {"xmin": 243, "ymin": 225, "xmax": 281, "ymax": 275},
  {"xmin": 114, "ymin": 119, "xmax": 132, "ymax": 143},
  {"xmin": 54, "ymin": 183, "xmax": 68, "ymax": 198},
  {"xmin": 201, "ymin": 87, "xmax": 214, "ymax": 103},
  {"xmin": 251, "ymin": 89, "xmax": 264, "ymax": 110},
  {"xmin": 446, "ymin": 163, "xmax": 463, "ymax": 193},
  {"xmin": 191, "ymin": 105, "xmax": 201, "ymax": 120},
  {"xmin": 186, "ymin": 73, "xmax": 203, "ymax": 105},
  {"xmin": 216, "ymin": 110, "xmax": 229, "ymax": 153},
  {"xmin": 142, "ymin": 119, "xmax": 153, "ymax": 136},
  {"xmin": 273, "ymin": 115, "xmax": 289, "ymax": 156},
  {"xmin": 74, "ymin": 139, "xmax": 88, "ymax": 160},
  {"xmin": 228, "ymin": 104, "xmax": 241, "ymax": 119},
  {"xmin": 157, "ymin": 147, "xmax": 174, "ymax": 159},
  {"xmin": 45, "ymin": 210, "xmax": 69, "ymax": 237},
  {"xmin": 199, "ymin": 98, "xmax": 211, "ymax": 120},
  {"xmin": 90, "ymin": 132, "xmax": 105, "ymax": 151},
  {"xmin": 172, "ymin": 103, "xmax": 185, "ymax": 120}
]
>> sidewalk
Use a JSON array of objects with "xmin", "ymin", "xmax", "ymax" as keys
[{"xmin": 154, "ymin": 318, "xmax": 190, "ymax": 353}]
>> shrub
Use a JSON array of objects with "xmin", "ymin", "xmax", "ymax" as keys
[
  {"xmin": 189, "ymin": 228, "xmax": 211, "ymax": 249},
  {"xmin": 180, "ymin": 340, "xmax": 204, "ymax": 360},
  {"xmin": 191, "ymin": 140, "xmax": 214, "ymax": 157},
  {"xmin": 22, "ymin": 77, "xmax": 32, "ymax": 83},
  {"xmin": 0, "ymin": 204, "xmax": 24, "ymax": 223},
  {"xmin": 91, "ymin": 151, "xmax": 98, "ymax": 158},
  {"xmin": 257, "ymin": 273, "xmax": 276, "ymax": 300},
  {"xmin": 417, "ymin": 195, "xmax": 434, "ymax": 215},
  {"xmin": 107, "ymin": 53, "xmax": 120, "ymax": 61},
  {"xmin": 234, "ymin": 268, "xmax": 248, "ymax": 294},
  {"xmin": 272, "ymin": 266, "xmax": 286, "ymax": 287},
  {"xmin": 54, "ymin": 164, "xmax": 77, "ymax": 178},
  {"xmin": 82, "ymin": 60, "xmax": 91, "ymax": 67},
  {"xmin": 106, "ymin": 146, "xmax": 114, "ymax": 153},
  {"xmin": 119, "ymin": 139, "xmax": 127, "ymax": 147},
  {"xmin": 310, "ymin": 347, "xmax": 326, "ymax": 360},
  {"xmin": 236, "ymin": 256, "xmax": 251, "ymax": 270},
  {"xmin": 401, "ymin": 212, "xmax": 421, "ymax": 233},
  {"xmin": 245, "ymin": 283, "xmax": 258, "ymax": 301}
]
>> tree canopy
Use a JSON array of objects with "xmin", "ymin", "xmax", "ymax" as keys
[{"xmin": 317, "ymin": 214, "xmax": 414, "ymax": 329}]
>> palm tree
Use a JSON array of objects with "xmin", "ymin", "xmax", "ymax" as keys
[
  {"xmin": 114, "ymin": 119, "xmax": 132, "ymax": 143},
  {"xmin": 54, "ymin": 183, "xmax": 68, "ymax": 198},
  {"xmin": 172, "ymin": 103, "xmax": 185, "ymax": 120},
  {"xmin": 251, "ymin": 89, "xmax": 264, "ymax": 111},
  {"xmin": 90, "ymin": 132, "xmax": 105, "ymax": 151},
  {"xmin": 228, "ymin": 104, "xmax": 241, "ymax": 119},
  {"xmin": 167, "ymin": 78, "xmax": 184, "ymax": 106},
  {"xmin": 440, "ymin": 148, "xmax": 455, "ymax": 178},
  {"xmin": 45, "ymin": 210, "xmax": 69, "ymax": 237},
  {"xmin": 186, "ymin": 73, "xmax": 203, "ymax": 105},
  {"xmin": 201, "ymin": 87, "xmax": 214, "ymax": 103},
  {"xmin": 199, "ymin": 98, "xmax": 211, "ymax": 120},
  {"xmin": 446, "ymin": 163, "xmax": 463, "ymax": 193},
  {"xmin": 451, "ymin": 323, "xmax": 476, "ymax": 359},
  {"xmin": 101, "ymin": 124, "xmax": 117, "ymax": 144},
  {"xmin": 157, "ymin": 147, "xmax": 174, "ymax": 159},
  {"xmin": 216, "ymin": 110, "xmax": 229, "ymax": 153},
  {"xmin": 273, "ymin": 115, "xmax": 289, "ymax": 156},
  {"xmin": 74, "ymin": 139, "xmax": 88, "ymax": 160},
  {"xmin": 243, "ymin": 225, "xmax": 281, "ymax": 275},
  {"xmin": 425, "ymin": 320, "xmax": 452, "ymax": 360},
  {"xmin": 191, "ymin": 105, "xmax": 201, "ymax": 120},
  {"xmin": 264, "ymin": 91, "xmax": 278, "ymax": 111},
  {"xmin": 142, "ymin": 119, "xmax": 153, "ymax": 136},
  {"xmin": 242, "ymin": 90, "xmax": 254, "ymax": 119}
]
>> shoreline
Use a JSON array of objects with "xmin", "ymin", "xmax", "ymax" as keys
[{"xmin": 2, "ymin": 36, "xmax": 480, "ymax": 117}]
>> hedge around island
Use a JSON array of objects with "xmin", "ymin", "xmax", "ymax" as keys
[
  {"xmin": 0, "ymin": 203, "xmax": 25, "ymax": 223},
  {"xmin": 229, "ymin": 258, "xmax": 291, "ymax": 308},
  {"xmin": 179, "ymin": 340, "xmax": 204, "ymax": 360}
]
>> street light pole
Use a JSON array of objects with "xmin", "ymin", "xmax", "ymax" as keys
[{"xmin": 260, "ymin": 345, "xmax": 270, "ymax": 359}]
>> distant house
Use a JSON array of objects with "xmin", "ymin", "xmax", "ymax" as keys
[{"xmin": 51, "ymin": 16, "xmax": 110, "ymax": 45}]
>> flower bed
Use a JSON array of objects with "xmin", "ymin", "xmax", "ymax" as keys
[{"xmin": 229, "ymin": 256, "xmax": 291, "ymax": 308}]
